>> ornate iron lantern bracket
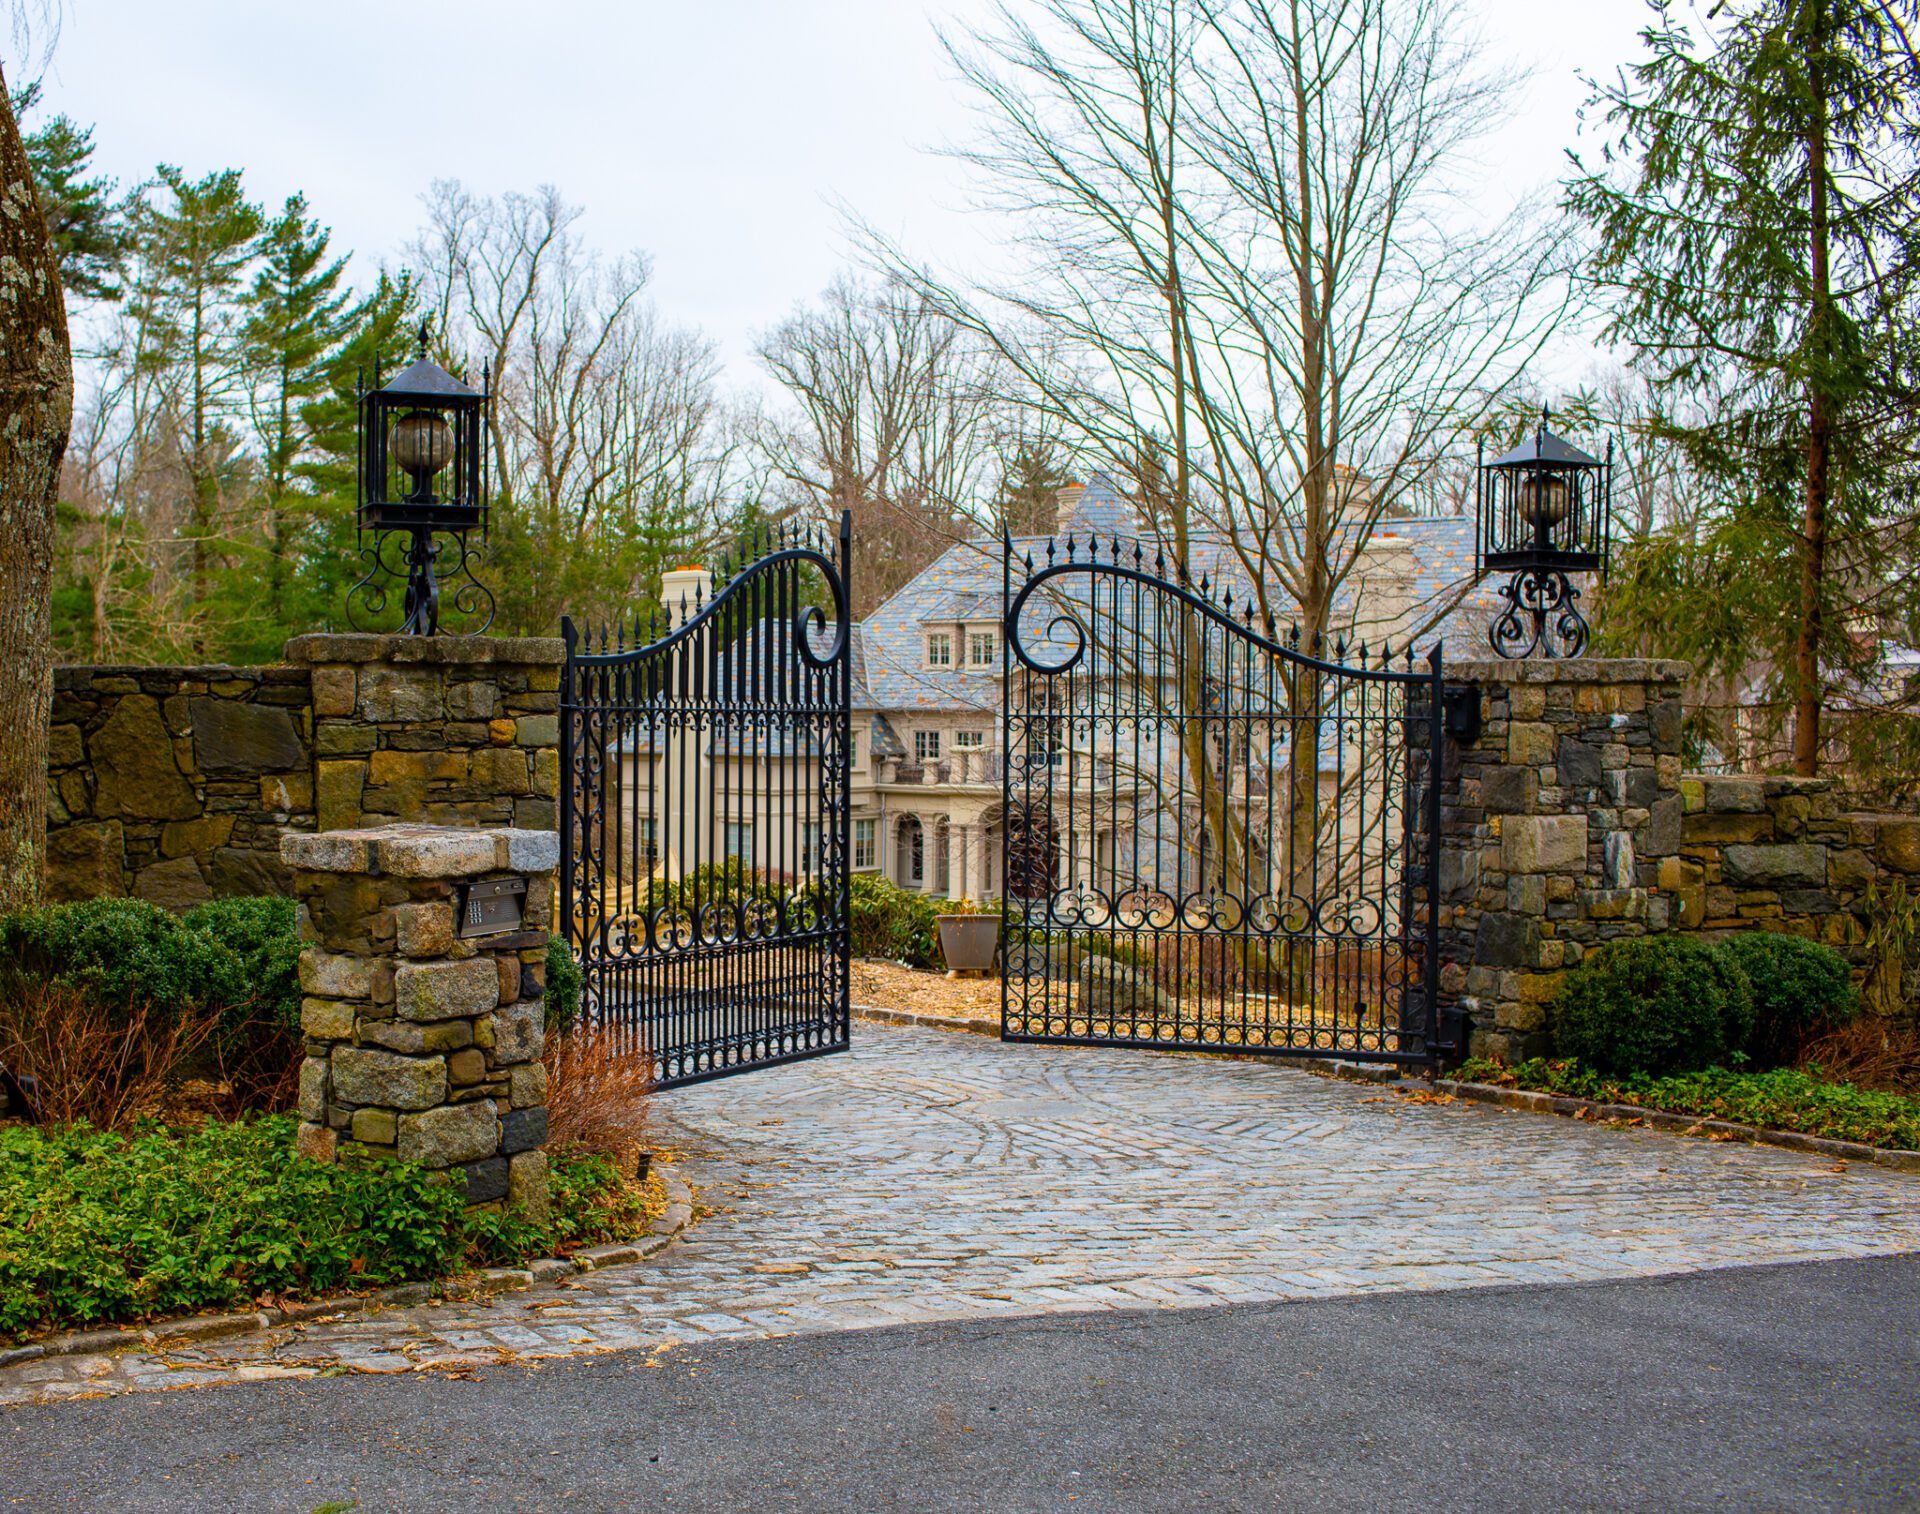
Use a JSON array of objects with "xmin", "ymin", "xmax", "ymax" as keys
[
  {"xmin": 1473, "ymin": 407, "xmax": 1612, "ymax": 660},
  {"xmin": 349, "ymin": 322, "xmax": 494, "ymax": 636}
]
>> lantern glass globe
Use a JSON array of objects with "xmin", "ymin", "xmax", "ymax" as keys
[
  {"xmin": 1521, "ymin": 470, "xmax": 1569, "ymax": 531},
  {"xmin": 393, "ymin": 410, "xmax": 454, "ymax": 477}
]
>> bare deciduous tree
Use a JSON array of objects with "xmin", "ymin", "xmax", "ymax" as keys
[
  {"xmin": 409, "ymin": 181, "xmax": 738, "ymax": 633},
  {"xmin": 870, "ymin": 0, "xmax": 1573, "ymax": 959},
  {"xmin": 756, "ymin": 276, "xmax": 1013, "ymax": 614}
]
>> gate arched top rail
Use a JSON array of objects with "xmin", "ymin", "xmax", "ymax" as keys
[
  {"xmin": 1003, "ymin": 553, "xmax": 1436, "ymax": 684},
  {"xmin": 564, "ymin": 537, "xmax": 850, "ymax": 673}
]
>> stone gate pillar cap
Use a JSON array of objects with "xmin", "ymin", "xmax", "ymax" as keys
[{"xmin": 282, "ymin": 823, "xmax": 558, "ymax": 877}]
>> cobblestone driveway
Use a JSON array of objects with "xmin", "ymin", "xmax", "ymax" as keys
[{"xmin": 7, "ymin": 1023, "xmax": 1919, "ymax": 1406}]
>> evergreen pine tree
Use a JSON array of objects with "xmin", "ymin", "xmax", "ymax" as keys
[
  {"xmin": 10, "ymin": 81, "xmax": 123, "ymax": 301},
  {"xmin": 126, "ymin": 166, "xmax": 263, "ymax": 647},
  {"xmin": 237, "ymin": 194, "xmax": 353, "ymax": 655},
  {"xmin": 1568, "ymin": 0, "xmax": 1920, "ymax": 778}
]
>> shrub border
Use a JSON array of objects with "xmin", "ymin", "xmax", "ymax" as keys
[
  {"xmin": 1432, "ymin": 1078, "xmax": 1920, "ymax": 1175},
  {"xmin": 0, "ymin": 1168, "xmax": 694, "ymax": 1371}
]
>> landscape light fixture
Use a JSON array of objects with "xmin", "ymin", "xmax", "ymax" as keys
[
  {"xmin": 1473, "ymin": 407, "xmax": 1612, "ymax": 659},
  {"xmin": 348, "ymin": 321, "xmax": 494, "ymax": 636}
]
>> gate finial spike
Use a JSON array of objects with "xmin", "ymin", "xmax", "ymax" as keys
[
  {"xmin": 1133, "ymin": 539, "xmax": 1143, "ymax": 565},
  {"xmin": 1046, "ymin": 538, "xmax": 1056, "ymax": 565},
  {"xmin": 1065, "ymin": 535, "xmax": 1077, "ymax": 562},
  {"xmin": 1289, "ymin": 621, "xmax": 1299, "ymax": 649}
]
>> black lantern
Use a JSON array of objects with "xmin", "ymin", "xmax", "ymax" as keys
[
  {"xmin": 1474, "ymin": 408, "xmax": 1612, "ymax": 659},
  {"xmin": 349, "ymin": 322, "xmax": 494, "ymax": 635}
]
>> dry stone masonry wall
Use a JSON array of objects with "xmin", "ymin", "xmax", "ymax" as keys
[
  {"xmin": 42, "ymin": 637, "xmax": 564, "ymax": 911},
  {"xmin": 45, "ymin": 666, "xmax": 316, "ymax": 907},
  {"xmin": 1674, "ymin": 774, "xmax": 1920, "ymax": 952},
  {"xmin": 1439, "ymin": 658, "xmax": 1920, "ymax": 1061},
  {"xmin": 285, "ymin": 823, "xmax": 557, "ymax": 1214}
]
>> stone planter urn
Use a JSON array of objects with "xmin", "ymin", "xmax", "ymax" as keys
[{"xmin": 937, "ymin": 914, "xmax": 1001, "ymax": 975}]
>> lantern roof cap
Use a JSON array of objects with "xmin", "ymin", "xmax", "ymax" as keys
[
  {"xmin": 376, "ymin": 321, "xmax": 481, "ymax": 402},
  {"xmin": 1488, "ymin": 411, "xmax": 1603, "ymax": 470}
]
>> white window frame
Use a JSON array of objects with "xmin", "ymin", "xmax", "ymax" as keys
[
  {"xmin": 952, "ymin": 730, "xmax": 984, "ymax": 748},
  {"xmin": 915, "ymin": 730, "xmax": 941, "ymax": 762},
  {"xmin": 925, "ymin": 632, "xmax": 953, "ymax": 668},
  {"xmin": 967, "ymin": 629, "xmax": 995, "ymax": 667},
  {"xmin": 724, "ymin": 821, "xmax": 754, "ymax": 863},
  {"xmin": 853, "ymin": 817, "xmax": 877, "ymax": 870}
]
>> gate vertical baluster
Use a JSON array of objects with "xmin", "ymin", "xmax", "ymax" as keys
[
  {"xmin": 1425, "ymin": 643, "xmax": 1446, "ymax": 1065},
  {"xmin": 560, "ymin": 616, "xmax": 578, "ymax": 1016}
]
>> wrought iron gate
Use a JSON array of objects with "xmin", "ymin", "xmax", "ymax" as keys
[
  {"xmin": 560, "ymin": 516, "xmax": 853, "ymax": 1087},
  {"xmin": 1001, "ymin": 535, "xmax": 1446, "ymax": 1065}
]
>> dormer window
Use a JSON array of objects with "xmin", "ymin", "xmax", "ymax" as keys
[
  {"xmin": 953, "ymin": 730, "xmax": 984, "ymax": 748},
  {"xmin": 926, "ymin": 633, "xmax": 953, "ymax": 668},
  {"xmin": 967, "ymin": 630, "xmax": 995, "ymax": 667}
]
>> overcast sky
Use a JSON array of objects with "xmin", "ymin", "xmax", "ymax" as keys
[{"xmin": 30, "ymin": 0, "xmax": 1657, "ymax": 391}]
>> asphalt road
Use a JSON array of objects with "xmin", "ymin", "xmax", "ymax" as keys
[{"xmin": 4, "ymin": 1254, "xmax": 1917, "ymax": 1514}]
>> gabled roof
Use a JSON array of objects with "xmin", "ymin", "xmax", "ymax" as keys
[{"xmin": 857, "ymin": 480, "xmax": 1501, "ymax": 715}]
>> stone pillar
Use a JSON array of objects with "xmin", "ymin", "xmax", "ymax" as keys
[
  {"xmin": 284, "ymin": 823, "xmax": 558, "ymax": 1217},
  {"xmin": 283, "ymin": 634, "xmax": 564, "ymax": 837},
  {"xmin": 1436, "ymin": 658, "xmax": 1690, "ymax": 1062}
]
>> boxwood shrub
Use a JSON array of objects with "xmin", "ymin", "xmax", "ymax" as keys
[
  {"xmin": 1712, "ymin": 932, "xmax": 1860, "ymax": 1068},
  {"xmin": 0, "ymin": 895, "xmax": 304, "ymax": 1110},
  {"xmin": 1548, "ymin": 935, "xmax": 1754, "ymax": 1077},
  {"xmin": 848, "ymin": 875, "xmax": 939, "ymax": 967}
]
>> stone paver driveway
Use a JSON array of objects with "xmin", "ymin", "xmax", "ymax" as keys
[{"xmin": 7, "ymin": 1023, "xmax": 1920, "ymax": 1406}]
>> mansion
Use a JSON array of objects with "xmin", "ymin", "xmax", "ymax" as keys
[{"xmin": 620, "ymin": 478, "xmax": 1495, "ymax": 909}]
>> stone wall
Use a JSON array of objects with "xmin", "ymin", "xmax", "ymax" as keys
[
  {"xmin": 285, "ymin": 635, "xmax": 563, "ymax": 835},
  {"xmin": 42, "ymin": 636, "xmax": 564, "ymax": 912},
  {"xmin": 286, "ymin": 823, "xmax": 556, "ymax": 1215},
  {"xmin": 1674, "ymin": 774, "xmax": 1920, "ymax": 954},
  {"xmin": 1436, "ymin": 659, "xmax": 1691, "ymax": 1062},
  {"xmin": 1439, "ymin": 658, "xmax": 1920, "ymax": 1062},
  {"xmin": 45, "ymin": 666, "xmax": 316, "ymax": 907}
]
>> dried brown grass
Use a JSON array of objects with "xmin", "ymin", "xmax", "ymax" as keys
[
  {"xmin": 0, "ymin": 979, "xmax": 224, "ymax": 1130},
  {"xmin": 543, "ymin": 1023, "xmax": 655, "ymax": 1168},
  {"xmin": 1799, "ymin": 1016, "xmax": 1920, "ymax": 1097}
]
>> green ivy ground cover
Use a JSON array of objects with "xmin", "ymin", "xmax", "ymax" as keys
[
  {"xmin": 1456, "ymin": 1058, "xmax": 1920, "ymax": 1152},
  {"xmin": 0, "ymin": 1116, "xmax": 654, "ymax": 1345}
]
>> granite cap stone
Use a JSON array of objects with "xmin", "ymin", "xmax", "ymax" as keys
[{"xmin": 283, "ymin": 823, "xmax": 557, "ymax": 879}]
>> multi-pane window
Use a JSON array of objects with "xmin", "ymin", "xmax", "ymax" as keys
[
  {"xmin": 853, "ymin": 818, "xmax": 877, "ymax": 869},
  {"xmin": 724, "ymin": 822, "xmax": 753, "ymax": 862},
  {"xmin": 967, "ymin": 630, "xmax": 995, "ymax": 666},
  {"xmin": 800, "ymin": 821, "xmax": 819, "ymax": 875},
  {"xmin": 637, "ymin": 817, "xmax": 659, "ymax": 867},
  {"xmin": 915, "ymin": 730, "xmax": 941, "ymax": 762},
  {"xmin": 953, "ymin": 730, "xmax": 984, "ymax": 748},
  {"xmin": 926, "ymin": 633, "xmax": 953, "ymax": 667}
]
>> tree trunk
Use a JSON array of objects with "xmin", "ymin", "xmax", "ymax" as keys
[
  {"xmin": 0, "ymin": 62, "xmax": 73, "ymax": 913},
  {"xmin": 1793, "ymin": 18, "xmax": 1832, "ymax": 778}
]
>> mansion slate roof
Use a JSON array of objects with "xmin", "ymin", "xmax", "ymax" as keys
[{"xmin": 854, "ymin": 476, "xmax": 1499, "ymax": 716}]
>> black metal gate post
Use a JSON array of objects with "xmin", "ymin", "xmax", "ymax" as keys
[
  {"xmin": 1001, "ymin": 533, "xmax": 1446, "ymax": 1066},
  {"xmin": 560, "ymin": 515, "xmax": 854, "ymax": 1088}
]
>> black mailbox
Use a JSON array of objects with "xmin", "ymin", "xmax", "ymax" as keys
[{"xmin": 458, "ymin": 876, "xmax": 527, "ymax": 939}]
